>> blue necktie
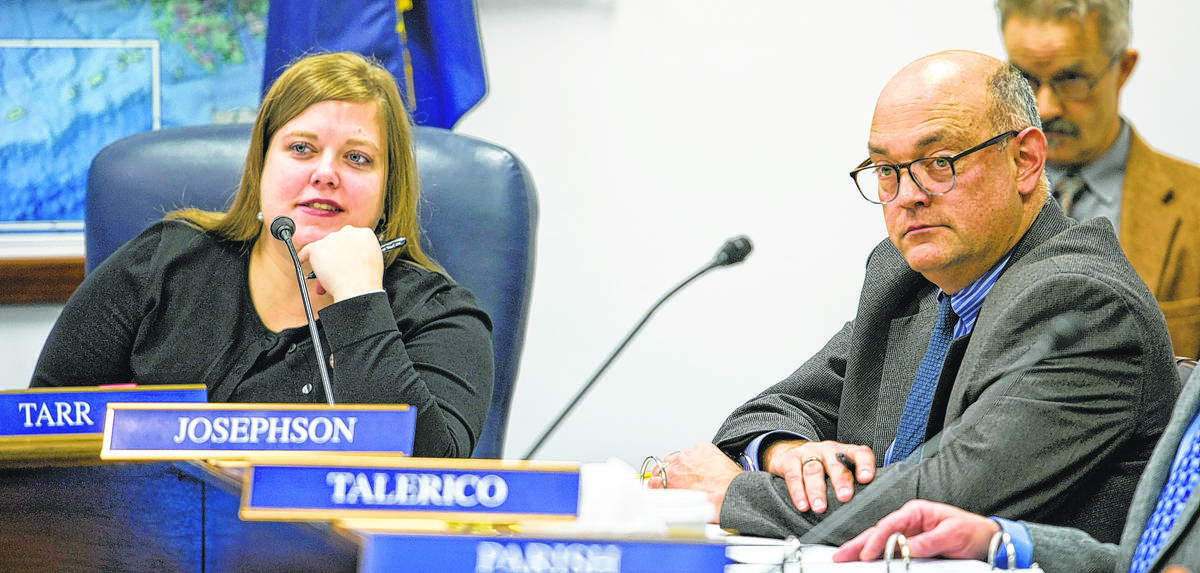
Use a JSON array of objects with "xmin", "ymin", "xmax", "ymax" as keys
[
  {"xmin": 888, "ymin": 296, "xmax": 957, "ymax": 465},
  {"xmin": 1128, "ymin": 422, "xmax": 1200, "ymax": 573}
]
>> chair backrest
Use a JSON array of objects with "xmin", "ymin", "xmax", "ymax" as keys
[{"xmin": 85, "ymin": 124, "xmax": 537, "ymax": 459}]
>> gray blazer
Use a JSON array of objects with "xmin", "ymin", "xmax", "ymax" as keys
[
  {"xmin": 714, "ymin": 199, "xmax": 1179, "ymax": 545},
  {"xmin": 1025, "ymin": 366, "xmax": 1200, "ymax": 572}
]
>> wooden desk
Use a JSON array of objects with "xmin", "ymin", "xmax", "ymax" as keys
[{"xmin": 0, "ymin": 438, "xmax": 358, "ymax": 572}]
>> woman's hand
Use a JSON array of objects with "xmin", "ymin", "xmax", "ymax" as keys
[{"xmin": 298, "ymin": 225, "xmax": 384, "ymax": 301}]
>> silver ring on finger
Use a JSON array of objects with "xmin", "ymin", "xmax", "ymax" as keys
[{"xmin": 802, "ymin": 456, "xmax": 823, "ymax": 467}]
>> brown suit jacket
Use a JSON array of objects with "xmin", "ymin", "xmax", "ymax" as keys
[{"xmin": 1122, "ymin": 128, "xmax": 1200, "ymax": 359}]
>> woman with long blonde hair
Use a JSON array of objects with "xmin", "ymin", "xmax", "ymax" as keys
[{"xmin": 32, "ymin": 52, "xmax": 493, "ymax": 458}]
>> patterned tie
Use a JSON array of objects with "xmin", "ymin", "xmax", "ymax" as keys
[
  {"xmin": 1053, "ymin": 171, "xmax": 1086, "ymax": 217},
  {"xmin": 888, "ymin": 296, "xmax": 957, "ymax": 465},
  {"xmin": 1128, "ymin": 423, "xmax": 1200, "ymax": 573}
]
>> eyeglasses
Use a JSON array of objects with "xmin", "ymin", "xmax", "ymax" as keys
[
  {"xmin": 1017, "ymin": 52, "xmax": 1122, "ymax": 102},
  {"xmin": 850, "ymin": 131, "xmax": 1019, "ymax": 204}
]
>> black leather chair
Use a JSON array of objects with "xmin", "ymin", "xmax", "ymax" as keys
[{"xmin": 85, "ymin": 124, "xmax": 537, "ymax": 459}]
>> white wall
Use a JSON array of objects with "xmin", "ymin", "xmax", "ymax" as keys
[
  {"xmin": 4, "ymin": 0, "xmax": 1198, "ymax": 466},
  {"xmin": 457, "ymin": 0, "xmax": 1200, "ymax": 465},
  {"xmin": 0, "ymin": 305, "xmax": 61, "ymax": 385}
]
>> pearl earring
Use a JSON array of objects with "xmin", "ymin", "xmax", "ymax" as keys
[{"xmin": 256, "ymin": 212, "xmax": 263, "ymax": 222}]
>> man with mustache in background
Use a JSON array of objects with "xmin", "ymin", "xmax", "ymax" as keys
[{"xmin": 998, "ymin": 0, "xmax": 1200, "ymax": 359}]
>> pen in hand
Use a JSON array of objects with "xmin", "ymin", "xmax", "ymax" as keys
[
  {"xmin": 836, "ymin": 452, "xmax": 857, "ymax": 475},
  {"xmin": 305, "ymin": 237, "xmax": 407, "ymax": 280}
]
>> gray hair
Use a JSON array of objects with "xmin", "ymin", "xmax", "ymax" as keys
[
  {"xmin": 987, "ymin": 63, "xmax": 1042, "ymax": 133},
  {"xmin": 996, "ymin": 0, "xmax": 1131, "ymax": 55}
]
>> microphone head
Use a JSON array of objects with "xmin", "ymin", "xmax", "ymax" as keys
[
  {"xmin": 713, "ymin": 235, "xmax": 753, "ymax": 267},
  {"xmin": 269, "ymin": 216, "xmax": 296, "ymax": 241}
]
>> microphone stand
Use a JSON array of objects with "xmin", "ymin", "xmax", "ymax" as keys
[
  {"xmin": 272, "ymin": 216, "xmax": 337, "ymax": 406},
  {"xmin": 521, "ymin": 236, "xmax": 752, "ymax": 460}
]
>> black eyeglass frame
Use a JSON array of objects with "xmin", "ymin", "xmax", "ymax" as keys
[
  {"xmin": 849, "ymin": 130, "xmax": 1020, "ymax": 205},
  {"xmin": 1016, "ymin": 52, "xmax": 1123, "ymax": 102}
]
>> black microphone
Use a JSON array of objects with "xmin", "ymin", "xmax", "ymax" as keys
[
  {"xmin": 270, "ymin": 216, "xmax": 336, "ymax": 406},
  {"xmin": 521, "ymin": 235, "xmax": 754, "ymax": 460},
  {"xmin": 713, "ymin": 235, "xmax": 753, "ymax": 267},
  {"xmin": 270, "ymin": 215, "xmax": 295, "ymax": 241}
]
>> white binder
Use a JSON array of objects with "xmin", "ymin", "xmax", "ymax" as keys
[{"xmin": 721, "ymin": 531, "xmax": 1043, "ymax": 572}]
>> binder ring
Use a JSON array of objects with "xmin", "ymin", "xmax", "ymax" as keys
[
  {"xmin": 884, "ymin": 532, "xmax": 911, "ymax": 572},
  {"xmin": 640, "ymin": 455, "xmax": 668, "ymax": 489},
  {"xmin": 987, "ymin": 530, "xmax": 1016, "ymax": 570},
  {"xmin": 779, "ymin": 535, "xmax": 802, "ymax": 569}
]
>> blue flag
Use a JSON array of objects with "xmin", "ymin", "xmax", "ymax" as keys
[{"xmin": 262, "ymin": 0, "xmax": 487, "ymax": 129}]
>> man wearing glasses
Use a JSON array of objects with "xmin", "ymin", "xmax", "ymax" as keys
[
  {"xmin": 999, "ymin": 0, "xmax": 1200, "ymax": 359},
  {"xmin": 655, "ymin": 50, "xmax": 1177, "ymax": 547}
]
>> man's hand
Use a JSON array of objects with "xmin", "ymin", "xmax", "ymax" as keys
[
  {"xmin": 653, "ymin": 443, "xmax": 743, "ymax": 520},
  {"xmin": 833, "ymin": 500, "xmax": 999, "ymax": 563},
  {"xmin": 763, "ymin": 439, "xmax": 874, "ymax": 513}
]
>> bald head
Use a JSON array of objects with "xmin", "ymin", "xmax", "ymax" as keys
[
  {"xmin": 882, "ymin": 52, "xmax": 999, "ymax": 119},
  {"xmin": 877, "ymin": 51, "xmax": 1039, "ymax": 141},
  {"xmin": 866, "ymin": 50, "xmax": 1049, "ymax": 294},
  {"xmin": 886, "ymin": 50, "xmax": 1004, "ymax": 101}
]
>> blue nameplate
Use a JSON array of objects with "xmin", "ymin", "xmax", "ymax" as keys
[
  {"xmin": 0, "ymin": 385, "xmax": 207, "ymax": 438},
  {"xmin": 359, "ymin": 532, "xmax": 731, "ymax": 573},
  {"xmin": 101, "ymin": 403, "xmax": 415, "ymax": 459},
  {"xmin": 240, "ymin": 458, "xmax": 580, "ymax": 522}
]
